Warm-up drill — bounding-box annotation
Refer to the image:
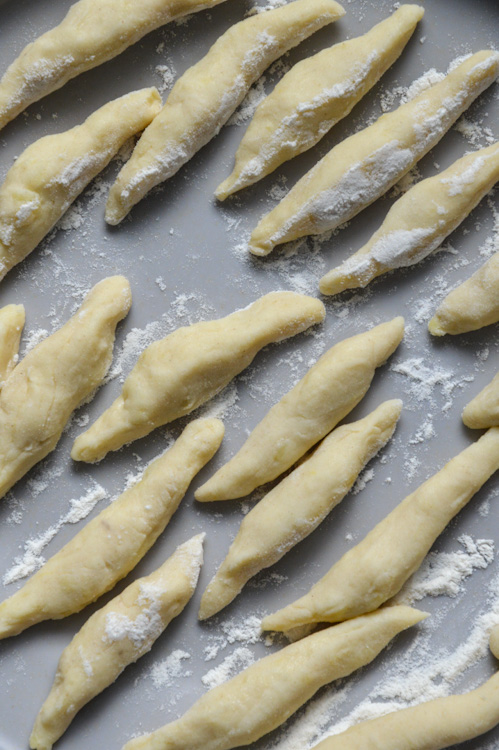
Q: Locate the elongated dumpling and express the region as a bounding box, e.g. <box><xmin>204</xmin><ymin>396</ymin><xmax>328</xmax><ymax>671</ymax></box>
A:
<box><xmin>262</xmin><ymin>427</ymin><xmax>499</xmax><ymax>632</ymax></box>
<box><xmin>0</xmin><ymin>419</ymin><xmax>223</xmax><ymax>640</ymax></box>
<box><xmin>72</xmin><ymin>292</ymin><xmax>324</xmax><ymax>463</ymax></box>
<box><xmin>462</xmin><ymin>372</ymin><xmax>499</xmax><ymax>429</ymax></box>
<box><xmin>0</xmin><ymin>304</ymin><xmax>24</xmax><ymax>385</ymax></box>
<box><xmin>105</xmin><ymin>0</ymin><xmax>345</xmax><ymax>224</ymax></box>
<box><xmin>30</xmin><ymin>534</ymin><xmax>205</xmax><ymax>750</ymax></box>
<box><xmin>320</xmin><ymin>141</ymin><xmax>499</xmax><ymax>295</ymax></box>
<box><xmin>0</xmin><ymin>276</ymin><xmax>131</xmax><ymax>501</ymax></box>
<box><xmin>199</xmin><ymin>399</ymin><xmax>401</xmax><ymax>620</ymax></box>
<box><xmin>429</xmin><ymin>251</ymin><xmax>499</xmax><ymax>336</ymax></box>
<box><xmin>122</xmin><ymin>606</ymin><xmax>426</xmax><ymax>750</ymax></box>
<box><xmin>0</xmin><ymin>0</ymin><xmax>230</xmax><ymax>132</ymax></box>
<box><xmin>309</xmin><ymin>631</ymin><xmax>499</xmax><ymax>750</ymax></box>
<box><xmin>248</xmin><ymin>50</ymin><xmax>499</xmax><ymax>256</ymax></box>
<box><xmin>0</xmin><ymin>89</ymin><xmax>161</xmax><ymax>280</ymax></box>
<box><xmin>216</xmin><ymin>4</ymin><xmax>424</xmax><ymax>200</ymax></box>
<box><xmin>196</xmin><ymin>317</ymin><xmax>404</xmax><ymax>502</ymax></box>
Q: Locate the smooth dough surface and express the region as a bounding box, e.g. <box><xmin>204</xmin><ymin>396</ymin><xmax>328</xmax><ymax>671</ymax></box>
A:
<box><xmin>216</xmin><ymin>4</ymin><xmax>424</xmax><ymax>199</ymax></box>
<box><xmin>462</xmin><ymin>370</ymin><xmax>499</xmax><ymax>429</ymax></box>
<box><xmin>30</xmin><ymin>534</ymin><xmax>205</xmax><ymax>750</ymax></box>
<box><xmin>195</xmin><ymin>316</ymin><xmax>404</xmax><ymax>502</ymax></box>
<box><xmin>311</xmin><ymin>668</ymin><xmax>499</xmax><ymax>749</ymax></box>
<box><xmin>105</xmin><ymin>0</ymin><xmax>345</xmax><ymax>224</ymax></box>
<box><xmin>0</xmin><ymin>303</ymin><xmax>25</xmax><ymax>385</ymax></box>
<box><xmin>261</xmin><ymin>427</ymin><xmax>499</xmax><ymax>632</ymax></box>
<box><xmin>199</xmin><ymin>399</ymin><xmax>402</xmax><ymax>620</ymax></box>
<box><xmin>429</xmin><ymin>250</ymin><xmax>499</xmax><ymax>336</ymax></box>
<box><xmin>248</xmin><ymin>50</ymin><xmax>499</xmax><ymax>256</ymax></box>
<box><xmin>72</xmin><ymin>291</ymin><xmax>324</xmax><ymax>463</ymax></box>
<box><xmin>122</xmin><ymin>606</ymin><xmax>426</xmax><ymax>750</ymax></box>
<box><xmin>0</xmin><ymin>88</ymin><xmax>161</xmax><ymax>281</ymax></box>
<box><xmin>320</xmin><ymin>140</ymin><xmax>499</xmax><ymax>295</ymax></box>
<box><xmin>0</xmin><ymin>276</ymin><xmax>131</xmax><ymax>501</ymax></box>
<box><xmin>0</xmin><ymin>0</ymin><xmax>229</xmax><ymax>132</ymax></box>
<box><xmin>0</xmin><ymin>418</ymin><xmax>223</xmax><ymax>640</ymax></box>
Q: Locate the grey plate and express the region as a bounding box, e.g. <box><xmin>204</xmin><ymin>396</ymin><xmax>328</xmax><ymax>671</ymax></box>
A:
<box><xmin>0</xmin><ymin>0</ymin><xmax>499</xmax><ymax>748</ymax></box>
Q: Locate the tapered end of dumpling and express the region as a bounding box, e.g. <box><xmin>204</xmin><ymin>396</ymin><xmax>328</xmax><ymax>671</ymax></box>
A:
<box><xmin>198</xmin><ymin>569</ymin><xmax>243</xmax><ymax>620</ymax></box>
<box><xmin>427</xmin><ymin>314</ymin><xmax>447</xmax><ymax>336</ymax></box>
<box><xmin>319</xmin><ymin>266</ymin><xmax>359</xmax><ymax>296</ymax></box>
<box><xmin>71</xmin><ymin>395</ymin><xmax>135</xmax><ymax>463</ymax></box>
<box><xmin>215</xmin><ymin>175</ymin><xmax>237</xmax><ymax>202</ymax></box>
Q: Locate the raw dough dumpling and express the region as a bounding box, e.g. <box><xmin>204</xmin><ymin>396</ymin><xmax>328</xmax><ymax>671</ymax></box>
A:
<box><xmin>30</xmin><ymin>534</ymin><xmax>205</xmax><ymax>750</ymax></box>
<box><xmin>0</xmin><ymin>276</ymin><xmax>131</xmax><ymax>501</ymax></box>
<box><xmin>261</xmin><ymin>426</ymin><xmax>499</xmax><ymax>632</ymax></box>
<box><xmin>105</xmin><ymin>0</ymin><xmax>345</xmax><ymax>224</ymax></box>
<box><xmin>196</xmin><ymin>316</ymin><xmax>404</xmax><ymax>502</ymax></box>
<box><xmin>122</xmin><ymin>606</ymin><xmax>427</xmax><ymax>750</ymax></box>
<box><xmin>248</xmin><ymin>50</ymin><xmax>499</xmax><ymax>256</ymax></box>
<box><xmin>0</xmin><ymin>419</ymin><xmax>223</xmax><ymax>639</ymax></box>
<box><xmin>320</xmin><ymin>141</ymin><xmax>499</xmax><ymax>295</ymax></box>
<box><xmin>0</xmin><ymin>88</ymin><xmax>161</xmax><ymax>280</ymax></box>
<box><xmin>429</xmin><ymin>250</ymin><xmax>499</xmax><ymax>336</ymax></box>
<box><xmin>0</xmin><ymin>303</ymin><xmax>24</xmax><ymax>384</ymax></box>
<box><xmin>0</xmin><ymin>0</ymin><xmax>230</xmax><ymax>132</ymax></box>
<box><xmin>199</xmin><ymin>399</ymin><xmax>401</xmax><ymax>620</ymax></box>
<box><xmin>309</xmin><ymin>634</ymin><xmax>499</xmax><ymax>750</ymax></box>
<box><xmin>72</xmin><ymin>292</ymin><xmax>325</xmax><ymax>463</ymax></box>
<box><xmin>462</xmin><ymin>372</ymin><xmax>499</xmax><ymax>429</ymax></box>
<box><xmin>216</xmin><ymin>4</ymin><xmax>424</xmax><ymax>200</ymax></box>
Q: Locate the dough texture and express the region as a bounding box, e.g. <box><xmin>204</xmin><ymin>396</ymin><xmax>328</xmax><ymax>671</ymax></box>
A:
<box><xmin>72</xmin><ymin>291</ymin><xmax>324</xmax><ymax>463</ymax></box>
<box><xmin>429</xmin><ymin>250</ymin><xmax>499</xmax><ymax>336</ymax></box>
<box><xmin>0</xmin><ymin>303</ymin><xmax>24</xmax><ymax>385</ymax></box>
<box><xmin>0</xmin><ymin>276</ymin><xmax>131</xmax><ymax>501</ymax></box>
<box><xmin>248</xmin><ymin>50</ymin><xmax>499</xmax><ymax>256</ymax></box>
<box><xmin>105</xmin><ymin>0</ymin><xmax>345</xmax><ymax>224</ymax></box>
<box><xmin>261</xmin><ymin>427</ymin><xmax>499</xmax><ymax>632</ymax></box>
<box><xmin>320</xmin><ymin>140</ymin><xmax>499</xmax><ymax>295</ymax></box>
<box><xmin>195</xmin><ymin>316</ymin><xmax>404</xmax><ymax>502</ymax></box>
<box><xmin>462</xmin><ymin>371</ymin><xmax>499</xmax><ymax>429</ymax></box>
<box><xmin>0</xmin><ymin>88</ymin><xmax>161</xmax><ymax>281</ymax></box>
<box><xmin>0</xmin><ymin>0</ymin><xmax>229</xmax><ymax>132</ymax></box>
<box><xmin>310</xmin><ymin>660</ymin><xmax>499</xmax><ymax>749</ymax></box>
<box><xmin>199</xmin><ymin>399</ymin><xmax>402</xmax><ymax>620</ymax></box>
<box><xmin>122</xmin><ymin>606</ymin><xmax>426</xmax><ymax>750</ymax></box>
<box><xmin>30</xmin><ymin>534</ymin><xmax>205</xmax><ymax>750</ymax></box>
<box><xmin>216</xmin><ymin>4</ymin><xmax>424</xmax><ymax>199</ymax></box>
<box><xmin>0</xmin><ymin>418</ymin><xmax>223</xmax><ymax>639</ymax></box>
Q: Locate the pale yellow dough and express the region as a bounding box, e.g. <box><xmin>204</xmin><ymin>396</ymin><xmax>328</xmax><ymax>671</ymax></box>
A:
<box><xmin>0</xmin><ymin>89</ymin><xmax>161</xmax><ymax>281</ymax></box>
<box><xmin>0</xmin><ymin>303</ymin><xmax>25</xmax><ymax>384</ymax></box>
<box><xmin>72</xmin><ymin>291</ymin><xmax>324</xmax><ymax>463</ymax></box>
<box><xmin>310</xmin><ymin>634</ymin><xmax>499</xmax><ymax>750</ymax></box>
<box><xmin>0</xmin><ymin>418</ymin><xmax>223</xmax><ymax>639</ymax></box>
<box><xmin>429</xmin><ymin>250</ymin><xmax>499</xmax><ymax>335</ymax></box>
<box><xmin>216</xmin><ymin>4</ymin><xmax>424</xmax><ymax>200</ymax></box>
<box><xmin>105</xmin><ymin>0</ymin><xmax>345</xmax><ymax>224</ymax></box>
<box><xmin>462</xmin><ymin>371</ymin><xmax>499</xmax><ymax>429</ymax></box>
<box><xmin>30</xmin><ymin>534</ymin><xmax>205</xmax><ymax>750</ymax></box>
<box><xmin>199</xmin><ymin>399</ymin><xmax>402</xmax><ymax>620</ymax></box>
<box><xmin>0</xmin><ymin>276</ymin><xmax>131</xmax><ymax>501</ymax></box>
<box><xmin>0</xmin><ymin>0</ymin><xmax>229</xmax><ymax>132</ymax></box>
<box><xmin>195</xmin><ymin>316</ymin><xmax>404</xmax><ymax>502</ymax></box>
<box><xmin>248</xmin><ymin>50</ymin><xmax>499</xmax><ymax>256</ymax></box>
<box><xmin>320</xmin><ymin>141</ymin><xmax>499</xmax><ymax>295</ymax></box>
<box><xmin>122</xmin><ymin>606</ymin><xmax>426</xmax><ymax>750</ymax></box>
<box><xmin>262</xmin><ymin>427</ymin><xmax>499</xmax><ymax>632</ymax></box>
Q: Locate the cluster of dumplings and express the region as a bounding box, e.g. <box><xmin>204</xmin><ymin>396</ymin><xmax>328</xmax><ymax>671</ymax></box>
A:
<box><xmin>0</xmin><ymin>0</ymin><xmax>499</xmax><ymax>749</ymax></box>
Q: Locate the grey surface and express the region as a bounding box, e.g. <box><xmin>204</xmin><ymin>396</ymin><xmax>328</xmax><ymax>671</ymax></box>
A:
<box><xmin>0</xmin><ymin>0</ymin><xmax>498</xmax><ymax>748</ymax></box>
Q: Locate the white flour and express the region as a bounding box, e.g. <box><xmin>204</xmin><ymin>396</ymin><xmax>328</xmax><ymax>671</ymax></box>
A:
<box><xmin>3</xmin><ymin>483</ymin><xmax>108</xmax><ymax>585</ymax></box>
